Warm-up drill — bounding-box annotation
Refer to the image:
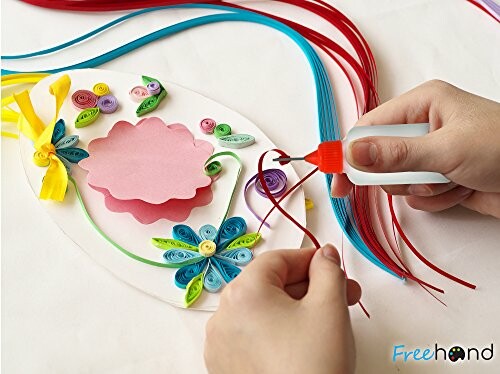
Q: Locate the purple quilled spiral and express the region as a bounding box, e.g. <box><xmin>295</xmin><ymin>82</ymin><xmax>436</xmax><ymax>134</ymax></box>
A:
<box><xmin>146</xmin><ymin>81</ymin><xmax>161</xmax><ymax>95</ymax></box>
<box><xmin>97</xmin><ymin>94</ymin><xmax>119</xmax><ymax>114</ymax></box>
<box><xmin>254</xmin><ymin>169</ymin><xmax>287</xmax><ymax>198</ymax></box>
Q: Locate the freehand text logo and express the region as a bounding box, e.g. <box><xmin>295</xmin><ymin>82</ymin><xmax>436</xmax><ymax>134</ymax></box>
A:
<box><xmin>392</xmin><ymin>343</ymin><xmax>494</xmax><ymax>363</ymax></box>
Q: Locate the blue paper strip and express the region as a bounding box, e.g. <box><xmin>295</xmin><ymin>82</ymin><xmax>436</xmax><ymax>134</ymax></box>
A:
<box><xmin>1</xmin><ymin>4</ymin><xmax>397</xmax><ymax>277</ymax></box>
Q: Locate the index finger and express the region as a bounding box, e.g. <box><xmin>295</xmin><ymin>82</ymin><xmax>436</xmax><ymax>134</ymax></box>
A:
<box><xmin>356</xmin><ymin>80</ymin><xmax>452</xmax><ymax>129</ymax></box>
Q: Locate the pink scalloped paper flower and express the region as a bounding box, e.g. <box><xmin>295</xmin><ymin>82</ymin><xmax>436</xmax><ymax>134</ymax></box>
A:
<box><xmin>79</xmin><ymin>117</ymin><xmax>214</xmax><ymax>204</ymax></box>
<box><xmin>90</xmin><ymin>185</ymin><xmax>213</xmax><ymax>224</ymax></box>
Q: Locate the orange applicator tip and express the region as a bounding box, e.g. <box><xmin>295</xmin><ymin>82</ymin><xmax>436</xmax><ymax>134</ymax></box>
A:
<box><xmin>274</xmin><ymin>141</ymin><xmax>343</xmax><ymax>174</ymax></box>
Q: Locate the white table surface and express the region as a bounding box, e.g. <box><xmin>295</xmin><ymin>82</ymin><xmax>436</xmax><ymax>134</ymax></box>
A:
<box><xmin>2</xmin><ymin>1</ymin><xmax>500</xmax><ymax>373</ymax></box>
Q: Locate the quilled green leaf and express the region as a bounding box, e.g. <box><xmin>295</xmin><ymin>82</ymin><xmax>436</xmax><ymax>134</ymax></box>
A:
<box><xmin>226</xmin><ymin>233</ymin><xmax>261</xmax><ymax>250</ymax></box>
<box><xmin>142</xmin><ymin>75</ymin><xmax>155</xmax><ymax>84</ymax></box>
<box><xmin>217</xmin><ymin>134</ymin><xmax>255</xmax><ymax>149</ymax></box>
<box><xmin>185</xmin><ymin>273</ymin><xmax>203</xmax><ymax>307</ymax></box>
<box><xmin>56</xmin><ymin>147</ymin><xmax>89</xmax><ymax>163</ymax></box>
<box><xmin>136</xmin><ymin>89</ymin><xmax>167</xmax><ymax>117</ymax></box>
<box><xmin>136</xmin><ymin>95</ymin><xmax>159</xmax><ymax>116</ymax></box>
<box><xmin>75</xmin><ymin>107</ymin><xmax>100</xmax><ymax>128</ymax></box>
<box><xmin>151</xmin><ymin>238</ymin><xmax>198</xmax><ymax>251</ymax></box>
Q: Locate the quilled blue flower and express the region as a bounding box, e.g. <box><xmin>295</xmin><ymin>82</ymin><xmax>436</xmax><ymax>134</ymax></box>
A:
<box><xmin>51</xmin><ymin>118</ymin><xmax>89</xmax><ymax>172</ymax></box>
<box><xmin>151</xmin><ymin>217</ymin><xmax>261</xmax><ymax>307</ymax></box>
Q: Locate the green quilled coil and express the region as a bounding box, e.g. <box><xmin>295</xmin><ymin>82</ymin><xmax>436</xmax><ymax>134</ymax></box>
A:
<box><xmin>75</xmin><ymin>107</ymin><xmax>100</xmax><ymax>128</ymax></box>
<box><xmin>214</xmin><ymin>124</ymin><xmax>231</xmax><ymax>138</ymax></box>
<box><xmin>204</xmin><ymin>160</ymin><xmax>222</xmax><ymax>176</ymax></box>
<box><xmin>217</xmin><ymin>134</ymin><xmax>255</xmax><ymax>149</ymax></box>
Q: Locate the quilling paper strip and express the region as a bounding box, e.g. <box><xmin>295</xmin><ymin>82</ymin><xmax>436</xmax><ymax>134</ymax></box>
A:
<box><xmin>1</xmin><ymin>4</ymin><xmax>394</xmax><ymax>277</ymax></box>
<box><xmin>3</xmin><ymin>2</ymin><xmax>476</xmax><ymax>294</ymax></box>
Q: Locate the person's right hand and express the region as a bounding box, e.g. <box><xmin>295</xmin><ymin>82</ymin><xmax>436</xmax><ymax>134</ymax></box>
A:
<box><xmin>204</xmin><ymin>245</ymin><xmax>360</xmax><ymax>374</ymax></box>
<box><xmin>331</xmin><ymin>80</ymin><xmax>500</xmax><ymax>218</ymax></box>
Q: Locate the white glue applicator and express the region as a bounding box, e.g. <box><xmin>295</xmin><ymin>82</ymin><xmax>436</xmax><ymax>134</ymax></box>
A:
<box><xmin>274</xmin><ymin>123</ymin><xmax>449</xmax><ymax>185</ymax></box>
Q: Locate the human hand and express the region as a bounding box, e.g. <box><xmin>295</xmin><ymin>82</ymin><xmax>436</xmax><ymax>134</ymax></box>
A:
<box><xmin>204</xmin><ymin>245</ymin><xmax>362</xmax><ymax>374</ymax></box>
<box><xmin>331</xmin><ymin>80</ymin><xmax>500</xmax><ymax>218</ymax></box>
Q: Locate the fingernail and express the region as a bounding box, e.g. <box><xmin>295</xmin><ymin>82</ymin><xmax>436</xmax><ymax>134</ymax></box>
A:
<box><xmin>321</xmin><ymin>244</ymin><xmax>340</xmax><ymax>264</ymax></box>
<box><xmin>349</xmin><ymin>141</ymin><xmax>377</xmax><ymax>166</ymax></box>
<box><xmin>330</xmin><ymin>174</ymin><xmax>345</xmax><ymax>198</ymax></box>
<box><xmin>409</xmin><ymin>185</ymin><xmax>433</xmax><ymax>196</ymax></box>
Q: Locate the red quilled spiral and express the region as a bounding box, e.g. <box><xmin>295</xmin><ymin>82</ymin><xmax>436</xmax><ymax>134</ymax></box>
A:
<box><xmin>71</xmin><ymin>89</ymin><xmax>98</xmax><ymax>109</ymax></box>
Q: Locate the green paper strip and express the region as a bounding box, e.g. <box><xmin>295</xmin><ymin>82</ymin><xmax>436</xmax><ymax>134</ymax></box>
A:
<box><xmin>204</xmin><ymin>151</ymin><xmax>242</xmax><ymax>225</ymax></box>
<box><xmin>68</xmin><ymin>150</ymin><xmax>242</xmax><ymax>268</ymax></box>
<box><xmin>69</xmin><ymin>176</ymin><xmax>179</xmax><ymax>268</ymax></box>
<box><xmin>185</xmin><ymin>273</ymin><xmax>204</xmax><ymax>307</ymax></box>
<box><xmin>75</xmin><ymin>107</ymin><xmax>100</xmax><ymax>128</ymax></box>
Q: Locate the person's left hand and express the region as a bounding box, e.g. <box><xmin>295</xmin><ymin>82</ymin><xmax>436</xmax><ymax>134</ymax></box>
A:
<box><xmin>204</xmin><ymin>245</ymin><xmax>362</xmax><ymax>374</ymax></box>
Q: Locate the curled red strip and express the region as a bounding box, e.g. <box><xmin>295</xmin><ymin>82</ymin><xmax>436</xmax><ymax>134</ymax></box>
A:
<box><xmin>257</xmin><ymin>149</ymin><xmax>321</xmax><ymax>249</ymax></box>
<box><xmin>257</xmin><ymin>167</ymin><xmax>319</xmax><ymax>233</ymax></box>
<box><xmin>71</xmin><ymin>89</ymin><xmax>98</xmax><ymax>109</ymax></box>
<box><xmin>257</xmin><ymin>153</ymin><xmax>371</xmax><ymax>317</ymax></box>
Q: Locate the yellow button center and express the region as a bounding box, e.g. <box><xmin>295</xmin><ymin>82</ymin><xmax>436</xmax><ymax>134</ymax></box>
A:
<box><xmin>199</xmin><ymin>240</ymin><xmax>216</xmax><ymax>257</ymax></box>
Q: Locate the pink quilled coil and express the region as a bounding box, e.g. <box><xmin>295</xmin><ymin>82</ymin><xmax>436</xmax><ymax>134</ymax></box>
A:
<box><xmin>200</xmin><ymin>118</ymin><xmax>217</xmax><ymax>134</ymax></box>
<box><xmin>129</xmin><ymin>86</ymin><xmax>150</xmax><ymax>102</ymax></box>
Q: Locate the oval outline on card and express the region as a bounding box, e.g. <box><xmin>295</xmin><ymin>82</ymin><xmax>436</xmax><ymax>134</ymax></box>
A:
<box><xmin>19</xmin><ymin>69</ymin><xmax>306</xmax><ymax>311</ymax></box>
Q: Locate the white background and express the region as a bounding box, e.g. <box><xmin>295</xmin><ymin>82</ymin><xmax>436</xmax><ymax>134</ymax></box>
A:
<box><xmin>2</xmin><ymin>0</ymin><xmax>500</xmax><ymax>373</ymax></box>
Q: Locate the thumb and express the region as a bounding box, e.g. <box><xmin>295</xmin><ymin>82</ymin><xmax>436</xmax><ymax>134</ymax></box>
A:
<box><xmin>306</xmin><ymin>244</ymin><xmax>347</xmax><ymax>306</ymax></box>
<box><xmin>347</xmin><ymin>133</ymin><xmax>447</xmax><ymax>173</ymax></box>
